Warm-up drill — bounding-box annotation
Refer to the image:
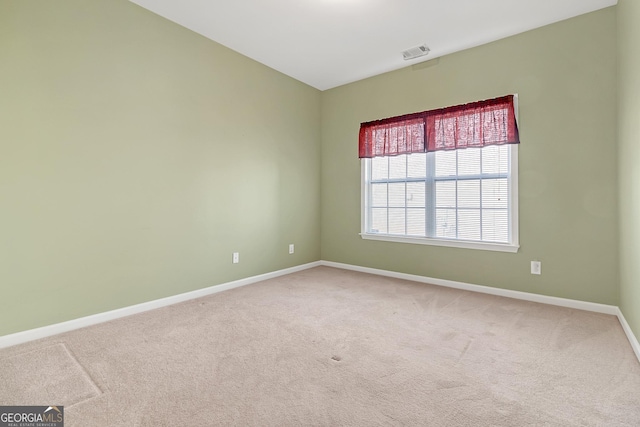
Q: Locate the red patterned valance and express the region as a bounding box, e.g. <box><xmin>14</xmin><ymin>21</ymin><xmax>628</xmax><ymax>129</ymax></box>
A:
<box><xmin>358</xmin><ymin>112</ymin><xmax>425</xmax><ymax>159</ymax></box>
<box><xmin>358</xmin><ymin>95</ymin><xmax>519</xmax><ymax>158</ymax></box>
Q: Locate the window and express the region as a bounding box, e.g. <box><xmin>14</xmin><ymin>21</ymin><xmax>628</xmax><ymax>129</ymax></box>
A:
<box><xmin>362</xmin><ymin>145</ymin><xmax>518</xmax><ymax>252</ymax></box>
<box><xmin>359</xmin><ymin>95</ymin><xmax>519</xmax><ymax>252</ymax></box>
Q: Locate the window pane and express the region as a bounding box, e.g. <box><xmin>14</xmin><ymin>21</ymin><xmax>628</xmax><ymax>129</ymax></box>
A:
<box><xmin>482</xmin><ymin>145</ymin><xmax>509</xmax><ymax>175</ymax></box>
<box><xmin>435</xmin><ymin>181</ymin><xmax>456</xmax><ymax>208</ymax></box>
<box><xmin>435</xmin><ymin>150</ymin><xmax>456</xmax><ymax>177</ymax></box>
<box><xmin>407</xmin><ymin>209</ymin><xmax>425</xmax><ymax>236</ymax></box>
<box><xmin>482</xmin><ymin>179</ymin><xmax>508</xmax><ymax>209</ymax></box>
<box><xmin>388</xmin><ymin>208</ymin><xmax>406</xmax><ymax>234</ymax></box>
<box><xmin>482</xmin><ymin>210</ymin><xmax>509</xmax><ymax>243</ymax></box>
<box><xmin>371</xmin><ymin>157</ymin><xmax>388</xmax><ymax>180</ymax></box>
<box><xmin>389</xmin><ymin>155</ymin><xmax>407</xmax><ymax>179</ymax></box>
<box><xmin>407</xmin><ymin>182</ymin><xmax>425</xmax><ymax>207</ymax></box>
<box><xmin>458</xmin><ymin>210</ymin><xmax>481</xmax><ymax>241</ymax></box>
<box><xmin>388</xmin><ymin>183</ymin><xmax>406</xmax><ymax>207</ymax></box>
<box><xmin>457</xmin><ymin>148</ymin><xmax>481</xmax><ymax>176</ymax></box>
<box><xmin>435</xmin><ymin>208</ymin><xmax>457</xmax><ymax>239</ymax></box>
<box><xmin>407</xmin><ymin>153</ymin><xmax>427</xmax><ymax>178</ymax></box>
<box><xmin>499</xmin><ymin>145</ymin><xmax>509</xmax><ymax>174</ymax></box>
<box><xmin>370</xmin><ymin>208</ymin><xmax>387</xmax><ymax>234</ymax></box>
<box><xmin>457</xmin><ymin>180</ymin><xmax>480</xmax><ymax>208</ymax></box>
<box><xmin>371</xmin><ymin>183</ymin><xmax>388</xmax><ymax>207</ymax></box>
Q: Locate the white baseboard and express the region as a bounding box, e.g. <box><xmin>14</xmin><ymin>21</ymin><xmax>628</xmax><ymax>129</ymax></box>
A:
<box><xmin>0</xmin><ymin>261</ymin><xmax>321</xmax><ymax>350</ymax></box>
<box><xmin>616</xmin><ymin>308</ymin><xmax>640</xmax><ymax>362</ymax></box>
<box><xmin>320</xmin><ymin>261</ymin><xmax>618</xmax><ymax>315</ymax></box>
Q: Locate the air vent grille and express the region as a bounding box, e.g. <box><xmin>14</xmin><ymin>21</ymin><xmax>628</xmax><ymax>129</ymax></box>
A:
<box><xmin>402</xmin><ymin>44</ymin><xmax>430</xmax><ymax>60</ymax></box>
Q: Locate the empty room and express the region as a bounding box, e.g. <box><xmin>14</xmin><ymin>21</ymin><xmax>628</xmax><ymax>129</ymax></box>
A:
<box><xmin>1</xmin><ymin>0</ymin><xmax>639</xmax><ymax>425</ymax></box>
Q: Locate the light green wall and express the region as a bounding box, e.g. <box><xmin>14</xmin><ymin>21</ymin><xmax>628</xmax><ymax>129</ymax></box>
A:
<box><xmin>0</xmin><ymin>0</ymin><xmax>321</xmax><ymax>336</ymax></box>
<box><xmin>0</xmin><ymin>2</ymin><xmax>627</xmax><ymax>338</ymax></box>
<box><xmin>321</xmin><ymin>8</ymin><xmax>619</xmax><ymax>305</ymax></box>
<box><xmin>618</xmin><ymin>0</ymin><xmax>640</xmax><ymax>338</ymax></box>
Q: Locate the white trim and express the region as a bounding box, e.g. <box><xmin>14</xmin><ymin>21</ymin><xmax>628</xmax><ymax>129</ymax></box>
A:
<box><xmin>320</xmin><ymin>261</ymin><xmax>618</xmax><ymax>315</ymax></box>
<box><xmin>360</xmin><ymin>233</ymin><xmax>519</xmax><ymax>253</ymax></box>
<box><xmin>616</xmin><ymin>308</ymin><xmax>640</xmax><ymax>362</ymax></box>
<box><xmin>0</xmin><ymin>261</ymin><xmax>321</xmax><ymax>350</ymax></box>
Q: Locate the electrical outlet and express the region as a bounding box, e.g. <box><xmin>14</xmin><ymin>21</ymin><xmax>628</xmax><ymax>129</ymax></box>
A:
<box><xmin>232</xmin><ymin>252</ymin><xmax>239</xmax><ymax>264</ymax></box>
<box><xmin>531</xmin><ymin>261</ymin><xmax>541</xmax><ymax>275</ymax></box>
<box><xmin>289</xmin><ymin>244</ymin><xmax>294</xmax><ymax>254</ymax></box>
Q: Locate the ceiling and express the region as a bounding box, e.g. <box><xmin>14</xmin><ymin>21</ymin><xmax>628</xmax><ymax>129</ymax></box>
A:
<box><xmin>129</xmin><ymin>0</ymin><xmax>617</xmax><ymax>91</ymax></box>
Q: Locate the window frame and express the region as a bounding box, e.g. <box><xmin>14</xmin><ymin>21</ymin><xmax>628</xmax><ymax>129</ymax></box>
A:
<box><xmin>360</xmin><ymin>145</ymin><xmax>519</xmax><ymax>253</ymax></box>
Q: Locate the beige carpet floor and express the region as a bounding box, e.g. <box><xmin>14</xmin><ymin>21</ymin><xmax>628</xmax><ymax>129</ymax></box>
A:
<box><xmin>1</xmin><ymin>266</ymin><xmax>639</xmax><ymax>426</ymax></box>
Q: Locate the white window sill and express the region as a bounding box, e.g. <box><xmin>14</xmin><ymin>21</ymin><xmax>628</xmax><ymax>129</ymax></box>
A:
<box><xmin>360</xmin><ymin>233</ymin><xmax>519</xmax><ymax>253</ymax></box>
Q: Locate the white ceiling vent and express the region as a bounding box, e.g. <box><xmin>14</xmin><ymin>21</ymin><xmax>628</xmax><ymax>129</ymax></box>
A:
<box><xmin>402</xmin><ymin>44</ymin><xmax>430</xmax><ymax>61</ymax></box>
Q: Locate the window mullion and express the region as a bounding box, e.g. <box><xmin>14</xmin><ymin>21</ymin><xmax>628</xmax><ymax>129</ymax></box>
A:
<box><xmin>386</xmin><ymin>157</ymin><xmax>390</xmax><ymax>234</ymax></box>
<box><xmin>426</xmin><ymin>153</ymin><xmax>435</xmax><ymax>238</ymax></box>
<box><xmin>366</xmin><ymin>159</ymin><xmax>371</xmax><ymax>232</ymax></box>
<box><xmin>405</xmin><ymin>155</ymin><xmax>408</xmax><ymax>235</ymax></box>
<box><xmin>479</xmin><ymin>149</ymin><xmax>483</xmax><ymax>241</ymax></box>
<box><xmin>455</xmin><ymin>151</ymin><xmax>459</xmax><ymax>240</ymax></box>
